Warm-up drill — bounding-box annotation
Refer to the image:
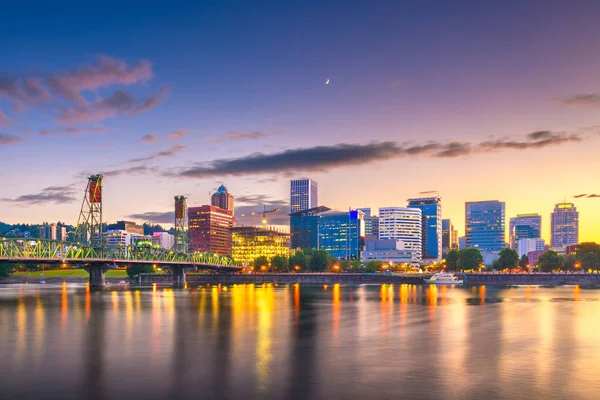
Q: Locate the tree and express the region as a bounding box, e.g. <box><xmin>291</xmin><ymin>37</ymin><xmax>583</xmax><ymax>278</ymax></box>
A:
<box><xmin>575</xmin><ymin>242</ymin><xmax>600</xmax><ymax>270</ymax></box>
<box><xmin>563</xmin><ymin>254</ymin><xmax>577</xmax><ymax>271</ymax></box>
<box><xmin>289</xmin><ymin>250</ymin><xmax>308</xmax><ymax>271</ymax></box>
<box><xmin>365</xmin><ymin>260</ymin><xmax>381</xmax><ymax>273</ymax></box>
<box><xmin>339</xmin><ymin>259</ymin><xmax>352</xmax><ymax>271</ymax></box>
<box><xmin>253</xmin><ymin>256</ymin><xmax>269</xmax><ymax>271</ymax></box>
<box><xmin>126</xmin><ymin>264</ymin><xmax>156</xmax><ymax>279</ymax></box>
<box><xmin>496</xmin><ymin>248</ymin><xmax>519</xmax><ymax>270</ymax></box>
<box><xmin>519</xmin><ymin>254</ymin><xmax>529</xmax><ymax>269</ymax></box>
<box><xmin>0</xmin><ymin>263</ymin><xmax>15</xmax><ymax>278</ymax></box>
<box><xmin>446</xmin><ymin>249</ymin><xmax>459</xmax><ymax>271</ymax></box>
<box><xmin>458</xmin><ymin>248</ymin><xmax>484</xmax><ymax>270</ymax></box>
<box><xmin>537</xmin><ymin>250</ymin><xmax>564</xmax><ymax>272</ymax></box>
<box><xmin>308</xmin><ymin>250</ymin><xmax>331</xmax><ymax>272</ymax></box>
<box><xmin>271</xmin><ymin>255</ymin><xmax>288</xmax><ymax>272</ymax></box>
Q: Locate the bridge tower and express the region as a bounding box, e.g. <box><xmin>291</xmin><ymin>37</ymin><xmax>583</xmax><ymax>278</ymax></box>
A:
<box><xmin>74</xmin><ymin>174</ymin><xmax>104</xmax><ymax>248</ymax></box>
<box><xmin>173</xmin><ymin>195</ymin><xmax>188</xmax><ymax>253</ymax></box>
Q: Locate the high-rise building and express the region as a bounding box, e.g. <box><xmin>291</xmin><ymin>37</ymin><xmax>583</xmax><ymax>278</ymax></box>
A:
<box><xmin>290</xmin><ymin>206</ymin><xmax>331</xmax><ymax>250</ymax></box>
<box><xmin>188</xmin><ymin>205</ymin><xmax>234</xmax><ymax>256</ymax></box>
<box><xmin>407</xmin><ymin>196</ymin><xmax>442</xmax><ymax>261</ymax></box>
<box><xmin>290</xmin><ymin>178</ymin><xmax>318</xmax><ymax>213</ymax></box>
<box><xmin>211</xmin><ymin>184</ymin><xmax>234</xmax><ymax>215</ymax></box>
<box><xmin>39</xmin><ymin>223</ymin><xmax>67</xmax><ymax>241</ymax></box>
<box><xmin>231</xmin><ymin>226</ymin><xmax>290</xmax><ymax>266</ymax></box>
<box><xmin>551</xmin><ymin>203</ymin><xmax>579</xmax><ymax>247</ymax></box>
<box><xmin>114</xmin><ymin>220</ymin><xmax>144</xmax><ymax>235</ymax></box>
<box><xmin>465</xmin><ymin>201</ymin><xmax>506</xmax><ymax>252</ymax></box>
<box><xmin>442</xmin><ymin>219</ymin><xmax>459</xmax><ymax>253</ymax></box>
<box><xmin>318</xmin><ymin>210</ymin><xmax>365</xmax><ymax>260</ymax></box>
<box><xmin>509</xmin><ymin>214</ymin><xmax>541</xmax><ymax>249</ymax></box>
<box><xmin>379</xmin><ymin>207</ymin><xmax>422</xmax><ymax>261</ymax></box>
<box><xmin>358</xmin><ymin>208</ymin><xmax>380</xmax><ymax>239</ymax></box>
<box><xmin>517</xmin><ymin>238</ymin><xmax>545</xmax><ymax>257</ymax></box>
<box><xmin>152</xmin><ymin>232</ymin><xmax>175</xmax><ymax>250</ymax></box>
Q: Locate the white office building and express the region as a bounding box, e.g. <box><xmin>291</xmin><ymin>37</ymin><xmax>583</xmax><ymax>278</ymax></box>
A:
<box><xmin>518</xmin><ymin>238</ymin><xmax>545</xmax><ymax>257</ymax></box>
<box><xmin>152</xmin><ymin>232</ymin><xmax>175</xmax><ymax>250</ymax></box>
<box><xmin>290</xmin><ymin>178</ymin><xmax>318</xmax><ymax>213</ymax></box>
<box><xmin>378</xmin><ymin>207</ymin><xmax>422</xmax><ymax>261</ymax></box>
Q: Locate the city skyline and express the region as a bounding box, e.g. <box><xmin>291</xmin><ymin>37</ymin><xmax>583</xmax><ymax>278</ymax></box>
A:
<box><xmin>2</xmin><ymin>2</ymin><xmax>600</xmax><ymax>244</ymax></box>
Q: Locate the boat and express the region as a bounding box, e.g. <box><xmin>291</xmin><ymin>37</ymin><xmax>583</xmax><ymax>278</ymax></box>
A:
<box><xmin>424</xmin><ymin>272</ymin><xmax>463</xmax><ymax>285</ymax></box>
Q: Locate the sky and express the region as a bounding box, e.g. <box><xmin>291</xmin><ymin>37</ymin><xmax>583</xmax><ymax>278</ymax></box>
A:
<box><xmin>1</xmin><ymin>0</ymin><xmax>600</xmax><ymax>243</ymax></box>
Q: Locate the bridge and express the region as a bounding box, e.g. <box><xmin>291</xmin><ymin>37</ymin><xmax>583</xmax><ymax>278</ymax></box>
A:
<box><xmin>0</xmin><ymin>174</ymin><xmax>242</xmax><ymax>287</ymax></box>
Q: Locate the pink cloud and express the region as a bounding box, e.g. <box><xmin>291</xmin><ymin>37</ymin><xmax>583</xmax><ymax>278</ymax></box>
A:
<box><xmin>46</xmin><ymin>56</ymin><xmax>153</xmax><ymax>105</ymax></box>
<box><xmin>142</xmin><ymin>133</ymin><xmax>158</xmax><ymax>143</ymax></box>
<box><xmin>0</xmin><ymin>109</ymin><xmax>8</xmax><ymax>126</ymax></box>
<box><xmin>166</xmin><ymin>129</ymin><xmax>187</xmax><ymax>140</ymax></box>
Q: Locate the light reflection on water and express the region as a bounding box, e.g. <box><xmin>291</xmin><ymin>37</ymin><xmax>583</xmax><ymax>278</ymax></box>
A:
<box><xmin>1</xmin><ymin>283</ymin><xmax>600</xmax><ymax>399</ymax></box>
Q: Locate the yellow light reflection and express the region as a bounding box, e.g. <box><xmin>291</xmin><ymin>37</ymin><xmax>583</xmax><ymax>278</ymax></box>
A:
<box><xmin>255</xmin><ymin>285</ymin><xmax>274</xmax><ymax>396</ymax></box>
<box><xmin>332</xmin><ymin>284</ymin><xmax>341</xmax><ymax>338</ymax></box>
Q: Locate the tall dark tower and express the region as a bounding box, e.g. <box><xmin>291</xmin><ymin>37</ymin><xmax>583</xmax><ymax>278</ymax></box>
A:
<box><xmin>174</xmin><ymin>195</ymin><xmax>188</xmax><ymax>253</ymax></box>
<box><xmin>74</xmin><ymin>174</ymin><xmax>103</xmax><ymax>247</ymax></box>
<box><xmin>211</xmin><ymin>184</ymin><xmax>234</xmax><ymax>215</ymax></box>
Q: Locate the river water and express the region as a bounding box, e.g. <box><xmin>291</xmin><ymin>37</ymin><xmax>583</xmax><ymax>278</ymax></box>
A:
<box><xmin>0</xmin><ymin>283</ymin><xmax>599</xmax><ymax>400</ymax></box>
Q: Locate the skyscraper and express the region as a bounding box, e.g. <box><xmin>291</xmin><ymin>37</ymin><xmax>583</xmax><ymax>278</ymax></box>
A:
<box><xmin>211</xmin><ymin>184</ymin><xmax>234</xmax><ymax>215</ymax></box>
<box><xmin>407</xmin><ymin>196</ymin><xmax>442</xmax><ymax>261</ymax></box>
<box><xmin>551</xmin><ymin>203</ymin><xmax>579</xmax><ymax>247</ymax></box>
<box><xmin>357</xmin><ymin>208</ymin><xmax>379</xmax><ymax>239</ymax></box>
<box><xmin>379</xmin><ymin>207</ymin><xmax>422</xmax><ymax>261</ymax></box>
<box><xmin>465</xmin><ymin>201</ymin><xmax>506</xmax><ymax>252</ymax></box>
<box><xmin>289</xmin><ymin>206</ymin><xmax>331</xmax><ymax>250</ymax></box>
<box><xmin>318</xmin><ymin>209</ymin><xmax>365</xmax><ymax>260</ymax></box>
<box><xmin>188</xmin><ymin>205</ymin><xmax>234</xmax><ymax>256</ymax></box>
<box><xmin>509</xmin><ymin>214</ymin><xmax>542</xmax><ymax>249</ymax></box>
<box><xmin>442</xmin><ymin>219</ymin><xmax>458</xmax><ymax>252</ymax></box>
<box><xmin>290</xmin><ymin>178</ymin><xmax>318</xmax><ymax>213</ymax></box>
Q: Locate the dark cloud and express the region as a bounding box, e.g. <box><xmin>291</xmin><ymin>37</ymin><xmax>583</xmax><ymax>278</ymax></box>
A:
<box><xmin>573</xmin><ymin>194</ymin><xmax>588</xmax><ymax>198</ymax></box>
<box><xmin>126</xmin><ymin>211</ymin><xmax>174</xmax><ymax>224</ymax></box>
<box><xmin>207</xmin><ymin>131</ymin><xmax>281</xmax><ymax>143</ymax></box>
<box><xmin>2</xmin><ymin>184</ymin><xmax>78</xmax><ymax>205</ymax></box>
<box><xmin>142</xmin><ymin>133</ymin><xmax>158</xmax><ymax>143</ymax></box>
<box><xmin>129</xmin><ymin>144</ymin><xmax>186</xmax><ymax>163</ymax></box>
<box><xmin>479</xmin><ymin>131</ymin><xmax>580</xmax><ymax>150</ymax></box>
<box><xmin>588</xmin><ymin>194</ymin><xmax>600</xmax><ymax>198</ymax></box>
<box><xmin>166</xmin><ymin>129</ymin><xmax>187</xmax><ymax>140</ymax></box>
<box><xmin>418</xmin><ymin>190</ymin><xmax>437</xmax><ymax>194</ymax></box>
<box><xmin>0</xmin><ymin>133</ymin><xmax>25</xmax><ymax>145</ymax></box>
<box><xmin>574</xmin><ymin>193</ymin><xmax>600</xmax><ymax>199</ymax></box>
<box><xmin>176</xmin><ymin>130</ymin><xmax>584</xmax><ymax>178</ymax></box>
<box><xmin>559</xmin><ymin>94</ymin><xmax>600</xmax><ymax>108</ymax></box>
<box><xmin>236</xmin><ymin>194</ymin><xmax>288</xmax><ymax>207</ymax></box>
<box><xmin>179</xmin><ymin>142</ymin><xmax>400</xmax><ymax>178</ymax></box>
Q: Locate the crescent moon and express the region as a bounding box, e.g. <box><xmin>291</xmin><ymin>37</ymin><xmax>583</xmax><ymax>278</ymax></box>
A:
<box><xmin>325</xmin><ymin>79</ymin><xmax>330</xmax><ymax>85</ymax></box>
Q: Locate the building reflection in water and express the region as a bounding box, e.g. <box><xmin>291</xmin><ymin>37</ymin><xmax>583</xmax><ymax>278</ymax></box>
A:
<box><xmin>2</xmin><ymin>283</ymin><xmax>600</xmax><ymax>399</ymax></box>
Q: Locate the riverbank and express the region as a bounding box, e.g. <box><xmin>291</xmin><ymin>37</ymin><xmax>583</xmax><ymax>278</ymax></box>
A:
<box><xmin>0</xmin><ymin>269</ymin><xmax>128</xmax><ymax>284</ymax></box>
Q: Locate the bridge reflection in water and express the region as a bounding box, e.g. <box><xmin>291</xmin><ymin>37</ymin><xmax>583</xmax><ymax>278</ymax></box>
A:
<box><xmin>1</xmin><ymin>284</ymin><xmax>600</xmax><ymax>399</ymax></box>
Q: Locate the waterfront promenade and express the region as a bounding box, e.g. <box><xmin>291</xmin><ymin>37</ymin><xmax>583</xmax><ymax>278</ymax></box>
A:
<box><xmin>138</xmin><ymin>272</ymin><xmax>600</xmax><ymax>286</ymax></box>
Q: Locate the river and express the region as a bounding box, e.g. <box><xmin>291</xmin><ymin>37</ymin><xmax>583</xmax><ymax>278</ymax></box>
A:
<box><xmin>0</xmin><ymin>283</ymin><xmax>599</xmax><ymax>400</ymax></box>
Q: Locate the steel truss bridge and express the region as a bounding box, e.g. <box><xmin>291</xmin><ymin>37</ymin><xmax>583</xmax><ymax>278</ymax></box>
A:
<box><xmin>0</xmin><ymin>238</ymin><xmax>241</xmax><ymax>287</ymax></box>
<box><xmin>1</xmin><ymin>174</ymin><xmax>242</xmax><ymax>287</ymax></box>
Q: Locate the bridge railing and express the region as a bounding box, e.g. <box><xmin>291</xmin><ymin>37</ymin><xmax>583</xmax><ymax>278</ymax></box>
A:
<box><xmin>0</xmin><ymin>238</ymin><xmax>239</xmax><ymax>266</ymax></box>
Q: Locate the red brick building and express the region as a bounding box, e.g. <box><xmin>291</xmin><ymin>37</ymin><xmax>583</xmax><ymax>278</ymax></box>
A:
<box><xmin>211</xmin><ymin>185</ymin><xmax>235</xmax><ymax>215</ymax></box>
<box><xmin>188</xmin><ymin>205</ymin><xmax>233</xmax><ymax>256</ymax></box>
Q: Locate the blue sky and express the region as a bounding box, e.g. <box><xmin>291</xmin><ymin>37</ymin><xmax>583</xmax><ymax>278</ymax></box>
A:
<box><xmin>1</xmin><ymin>0</ymin><xmax>600</xmax><ymax>241</ymax></box>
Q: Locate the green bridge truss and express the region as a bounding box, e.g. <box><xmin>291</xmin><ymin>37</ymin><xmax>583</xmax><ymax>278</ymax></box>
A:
<box><xmin>0</xmin><ymin>238</ymin><xmax>238</xmax><ymax>267</ymax></box>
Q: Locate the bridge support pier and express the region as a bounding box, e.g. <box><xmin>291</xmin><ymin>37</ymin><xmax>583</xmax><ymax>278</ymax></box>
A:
<box><xmin>171</xmin><ymin>265</ymin><xmax>197</xmax><ymax>288</ymax></box>
<box><xmin>83</xmin><ymin>264</ymin><xmax>110</xmax><ymax>288</ymax></box>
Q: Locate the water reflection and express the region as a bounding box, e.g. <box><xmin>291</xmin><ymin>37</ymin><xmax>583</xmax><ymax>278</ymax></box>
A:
<box><xmin>1</xmin><ymin>284</ymin><xmax>600</xmax><ymax>399</ymax></box>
